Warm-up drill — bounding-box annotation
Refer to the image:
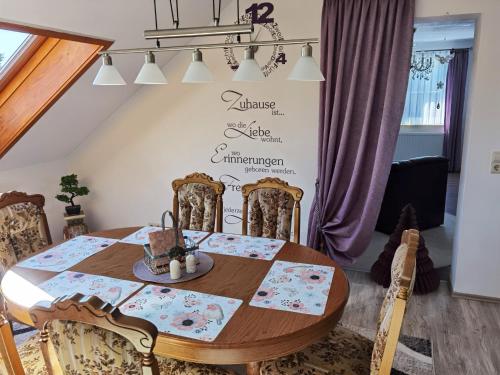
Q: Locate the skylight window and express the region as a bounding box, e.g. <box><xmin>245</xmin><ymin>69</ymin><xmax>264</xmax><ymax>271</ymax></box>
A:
<box><xmin>0</xmin><ymin>29</ymin><xmax>31</xmax><ymax>74</ymax></box>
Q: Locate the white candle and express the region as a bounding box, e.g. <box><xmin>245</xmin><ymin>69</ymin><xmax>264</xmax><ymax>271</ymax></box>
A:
<box><xmin>186</xmin><ymin>254</ymin><xmax>197</xmax><ymax>274</ymax></box>
<box><xmin>169</xmin><ymin>259</ymin><xmax>181</xmax><ymax>279</ymax></box>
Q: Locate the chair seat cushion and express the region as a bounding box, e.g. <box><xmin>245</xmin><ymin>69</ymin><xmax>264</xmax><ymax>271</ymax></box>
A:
<box><xmin>260</xmin><ymin>326</ymin><xmax>372</xmax><ymax>375</ymax></box>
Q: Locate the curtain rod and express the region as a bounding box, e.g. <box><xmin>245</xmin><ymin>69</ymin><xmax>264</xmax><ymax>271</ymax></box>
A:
<box><xmin>98</xmin><ymin>38</ymin><xmax>319</xmax><ymax>55</ymax></box>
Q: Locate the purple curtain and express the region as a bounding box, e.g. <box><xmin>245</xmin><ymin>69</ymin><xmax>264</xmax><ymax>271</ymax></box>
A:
<box><xmin>443</xmin><ymin>49</ymin><xmax>469</xmax><ymax>173</ymax></box>
<box><xmin>307</xmin><ymin>0</ymin><xmax>415</xmax><ymax>265</ymax></box>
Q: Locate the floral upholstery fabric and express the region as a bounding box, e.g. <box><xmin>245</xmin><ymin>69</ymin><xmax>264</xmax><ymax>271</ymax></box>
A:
<box><xmin>0</xmin><ymin>202</ymin><xmax>48</xmax><ymax>278</ymax></box>
<box><xmin>178</xmin><ymin>183</ymin><xmax>217</xmax><ymax>232</ymax></box>
<box><xmin>47</xmin><ymin>320</ymin><xmax>235</xmax><ymax>375</ymax></box>
<box><xmin>371</xmin><ymin>243</ymin><xmax>416</xmax><ymax>375</ymax></box>
<box><xmin>260</xmin><ymin>325</ymin><xmax>372</xmax><ymax>375</ymax></box>
<box><xmin>248</xmin><ymin>188</ymin><xmax>294</xmax><ymax>241</ymax></box>
<box><xmin>48</xmin><ymin>320</ymin><xmax>143</xmax><ymax>374</ymax></box>
<box><xmin>0</xmin><ymin>334</ymin><xmax>47</xmax><ymax>375</ymax></box>
<box><xmin>0</xmin><ymin>234</ymin><xmax>17</xmax><ymax>279</ymax></box>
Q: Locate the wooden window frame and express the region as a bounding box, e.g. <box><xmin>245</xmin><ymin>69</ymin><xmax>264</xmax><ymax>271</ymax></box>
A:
<box><xmin>0</xmin><ymin>21</ymin><xmax>112</xmax><ymax>159</ymax></box>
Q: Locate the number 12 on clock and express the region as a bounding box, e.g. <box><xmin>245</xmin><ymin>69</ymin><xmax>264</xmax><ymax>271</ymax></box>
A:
<box><xmin>246</xmin><ymin>2</ymin><xmax>275</xmax><ymax>24</ymax></box>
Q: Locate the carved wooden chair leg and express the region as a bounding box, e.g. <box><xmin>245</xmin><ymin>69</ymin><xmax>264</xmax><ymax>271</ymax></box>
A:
<box><xmin>246</xmin><ymin>361</ymin><xmax>261</xmax><ymax>375</ymax></box>
<box><xmin>39</xmin><ymin>324</ymin><xmax>55</xmax><ymax>375</ymax></box>
<box><xmin>141</xmin><ymin>353</ymin><xmax>160</xmax><ymax>375</ymax></box>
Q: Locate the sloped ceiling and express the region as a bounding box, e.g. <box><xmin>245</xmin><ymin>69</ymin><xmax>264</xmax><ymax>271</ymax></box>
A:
<box><xmin>0</xmin><ymin>0</ymin><xmax>231</xmax><ymax>170</ymax></box>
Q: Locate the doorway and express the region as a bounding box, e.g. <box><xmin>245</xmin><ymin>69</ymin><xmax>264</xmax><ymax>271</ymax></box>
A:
<box><xmin>350</xmin><ymin>17</ymin><xmax>476</xmax><ymax>280</ymax></box>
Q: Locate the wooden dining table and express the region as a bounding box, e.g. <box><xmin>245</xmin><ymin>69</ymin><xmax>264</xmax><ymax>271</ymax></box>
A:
<box><xmin>1</xmin><ymin>227</ymin><xmax>350</xmax><ymax>374</ymax></box>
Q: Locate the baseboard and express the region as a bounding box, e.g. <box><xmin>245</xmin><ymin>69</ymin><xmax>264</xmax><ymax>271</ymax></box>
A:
<box><xmin>450</xmin><ymin>287</ymin><xmax>500</xmax><ymax>303</ymax></box>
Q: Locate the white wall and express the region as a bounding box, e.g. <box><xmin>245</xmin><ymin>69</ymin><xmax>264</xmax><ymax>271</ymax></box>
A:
<box><xmin>415</xmin><ymin>1</ymin><xmax>500</xmax><ymax>298</ymax></box>
<box><xmin>68</xmin><ymin>0</ymin><xmax>321</xmax><ymax>243</ymax></box>
<box><xmin>0</xmin><ymin>159</ymin><xmax>68</xmax><ymax>242</ymax></box>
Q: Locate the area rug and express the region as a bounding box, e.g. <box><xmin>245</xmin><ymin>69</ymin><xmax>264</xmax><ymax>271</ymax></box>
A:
<box><xmin>342</xmin><ymin>323</ymin><xmax>434</xmax><ymax>375</ymax></box>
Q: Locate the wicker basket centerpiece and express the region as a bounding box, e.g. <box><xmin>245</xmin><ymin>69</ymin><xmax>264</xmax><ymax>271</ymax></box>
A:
<box><xmin>144</xmin><ymin>210</ymin><xmax>198</xmax><ymax>275</ymax></box>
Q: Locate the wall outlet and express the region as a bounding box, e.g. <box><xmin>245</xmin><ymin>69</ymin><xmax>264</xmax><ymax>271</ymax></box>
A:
<box><xmin>491</xmin><ymin>152</ymin><xmax>500</xmax><ymax>174</ymax></box>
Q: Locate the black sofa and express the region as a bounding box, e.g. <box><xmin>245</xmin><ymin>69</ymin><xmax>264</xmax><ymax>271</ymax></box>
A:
<box><xmin>375</xmin><ymin>156</ymin><xmax>449</xmax><ymax>234</ymax></box>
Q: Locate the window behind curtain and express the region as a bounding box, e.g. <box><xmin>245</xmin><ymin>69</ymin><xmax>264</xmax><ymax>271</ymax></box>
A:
<box><xmin>401</xmin><ymin>50</ymin><xmax>450</xmax><ymax>126</ymax></box>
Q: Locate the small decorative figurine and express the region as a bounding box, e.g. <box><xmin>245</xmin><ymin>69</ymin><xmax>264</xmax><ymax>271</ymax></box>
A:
<box><xmin>186</xmin><ymin>254</ymin><xmax>197</xmax><ymax>273</ymax></box>
<box><xmin>169</xmin><ymin>259</ymin><xmax>182</xmax><ymax>279</ymax></box>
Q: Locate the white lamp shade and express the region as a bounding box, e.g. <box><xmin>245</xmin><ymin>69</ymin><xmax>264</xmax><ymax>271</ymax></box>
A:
<box><xmin>135</xmin><ymin>62</ymin><xmax>167</xmax><ymax>84</ymax></box>
<box><xmin>182</xmin><ymin>61</ymin><xmax>214</xmax><ymax>83</ymax></box>
<box><xmin>233</xmin><ymin>59</ymin><xmax>265</xmax><ymax>81</ymax></box>
<box><xmin>288</xmin><ymin>56</ymin><xmax>325</xmax><ymax>81</ymax></box>
<box><xmin>93</xmin><ymin>64</ymin><xmax>126</xmax><ymax>86</ymax></box>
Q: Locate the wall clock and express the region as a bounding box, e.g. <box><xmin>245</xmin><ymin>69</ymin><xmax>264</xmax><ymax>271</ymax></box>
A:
<box><xmin>224</xmin><ymin>2</ymin><xmax>287</xmax><ymax>77</ymax></box>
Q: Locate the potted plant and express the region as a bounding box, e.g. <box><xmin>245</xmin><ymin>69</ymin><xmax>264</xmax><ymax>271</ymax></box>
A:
<box><xmin>55</xmin><ymin>174</ymin><xmax>89</xmax><ymax>216</ymax></box>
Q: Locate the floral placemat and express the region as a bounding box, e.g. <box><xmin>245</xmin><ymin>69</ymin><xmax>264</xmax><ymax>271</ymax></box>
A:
<box><xmin>119</xmin><ymin>226</ymin><xmax>210</xmax><ymax>245</ymax></box>
<box><xmin>249</xmin><ymin>261</ymin><xmax>335</xmax><ymax>315</ymax></box>
<box><xmin>118</xmin><ymin>226</ymin><xmax>161</xmax><ymax>245</ymax></box>
<box><xmin>17</xmin><ymin>236</ymin><xmax>118</xmax><ymax>272</ymax></box>
<box><xmin>198</xmin><ymin>233</ymin><xmax>285</xmax><ymax>260</ymax></box>
<box><xmin>38</xmin><ymin>271</ymin><xmax>144</xmax><ymax>306</ymax></box>
<box><xmin>120</xmin><ymin>285</ymin><xmax>242</xmax><ymax>342</ymax></box>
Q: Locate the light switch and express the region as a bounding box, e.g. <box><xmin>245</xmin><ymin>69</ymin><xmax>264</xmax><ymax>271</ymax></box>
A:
<box><xmin>491</xmin><ymin>152</ymin><xmax>500</xmax><ymax>174</ymax></box>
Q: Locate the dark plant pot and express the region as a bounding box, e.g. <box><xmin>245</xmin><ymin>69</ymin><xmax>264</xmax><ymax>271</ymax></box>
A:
<box><xmin>65</xmin><ymin>205</ymin><xmax>81</xmax><ymax>216</ymax></box>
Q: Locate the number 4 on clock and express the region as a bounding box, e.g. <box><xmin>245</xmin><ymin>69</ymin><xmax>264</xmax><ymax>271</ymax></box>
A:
<box><xmin>276</xmin><ymin>53</ymin><xmax>287</xmax><ymax>65</ymax></box>
<box><xmin>246</xmin><ymin>2</ymin><xmax>274</xmax><ymax>24</ymax></box>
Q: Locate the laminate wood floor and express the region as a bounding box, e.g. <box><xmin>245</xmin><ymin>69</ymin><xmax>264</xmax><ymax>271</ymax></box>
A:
<box><xmin>341</xmin><ymin>270</ymin><xmax>500</xmax><ymax>375</ymax></box>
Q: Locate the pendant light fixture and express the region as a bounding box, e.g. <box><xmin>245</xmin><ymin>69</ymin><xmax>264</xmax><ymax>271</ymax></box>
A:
<box><xmin>93</xmin><ymin>1</ymin><xmax>322</xmax><ymax>86</ymax></box>
<box><xmin>288</xmin><ymin>44</ymin><xmax>325</xmax><ymax>81</ymax></box>
<box><xmin>135</xmin><ymin>51</ymin><xmax>167</xmax><ymax>84</ymax></box>
<box><xmin>233</xmin><ymin>47</ymin><xmax>265</xmax><ymax>82</ymax></box>
<box><xmin>93</xmin><ymin>54</ymin><xmax>126</xmax><ymax>86</ymax></box>
<box><xmin>182</xmin><ymin>49</ymin><xmax>214</xmax><ymax>83</ymax></box>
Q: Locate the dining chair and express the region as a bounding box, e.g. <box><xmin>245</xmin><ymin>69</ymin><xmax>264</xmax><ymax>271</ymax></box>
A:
<box><xmin>0</xmin><ymin>191</ymin><xmax>52</xmax><ymax>279</ymax></box>
<box><xmin>29</xmin><ymin>293</ymin><xmax>236</xmax><ymax>375</ymax></box>
<box><xmin>172</xmin><ymin>172</ymin><xmax>225</xmax><ymax>233</ymax></box>
<box><xmin>259</xmin><ymin>229</ymin><xmax>420</xmax><ymax>375</ymax></box>
<box><xmin>241</xmin><ymin>177</ymin><xmax>304</xmax><ymax>243</ymax></box>
<box><xmin>0</xmin><ymin>313</ymin><xmax>47</xmax><ymax>375</ymax></box>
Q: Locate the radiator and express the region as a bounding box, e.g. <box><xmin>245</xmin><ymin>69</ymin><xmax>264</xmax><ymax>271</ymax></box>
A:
<box><xmin>393</xmin><ymin>133</ymin><xmax>444</xmax><ymax>161</ymax></box>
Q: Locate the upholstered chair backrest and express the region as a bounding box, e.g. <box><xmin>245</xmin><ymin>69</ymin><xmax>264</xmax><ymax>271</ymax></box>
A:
<box><xmin>371</xmin><ymin>229</ymin><xmax>419</xmax><ymax>375</ymax></box>
<box><xmin>241</xmin><ymin>178</ymin><xmax>303</xmax><ymax>243</ymax></box>
<box><xmin>46</xmin><ymin>320</ymin><xmax>143</xmax><ymax>374</ymax></box>
<box><xmin>172</xmin><ymin>173</ymin><xmax>225</xmax><ymax>233</ymax></box>
<box><xmin>30</xmin><ymin>294</ymin><xmax>159</xmax><ymax>375</ymax></box>
<box><xmin>0</xmin><ymin>192</ymin><xmax>52</xmax><ymax>278</ymax></box>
